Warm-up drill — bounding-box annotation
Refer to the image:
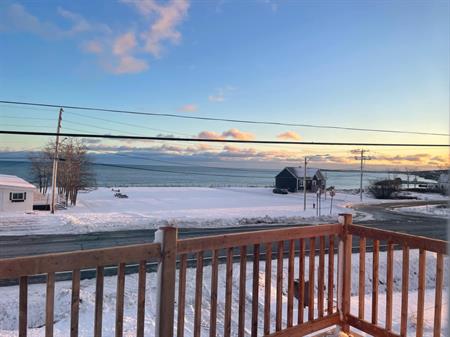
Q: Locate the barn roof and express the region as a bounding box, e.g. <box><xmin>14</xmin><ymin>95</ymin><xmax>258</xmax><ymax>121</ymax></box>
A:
<box><xmin>282</xmin><ymin>167</ymin><xmax>325</xmax><ymax>179</ymax></box>
<box><xmin>0</xmin><ymin>174</ymin><xmax>36</xmax><ymax>190</ymax></box>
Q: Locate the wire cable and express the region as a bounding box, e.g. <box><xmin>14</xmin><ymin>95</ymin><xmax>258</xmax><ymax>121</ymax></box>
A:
<box><xmin>0</xmin><ymin>130</ymin><xmax>448</xmax><ymax>147</ymax></box>
<box><xmin>0</xmin><ymin>100</ymin><xmax>448</xmax><ymax>137</ymax></box>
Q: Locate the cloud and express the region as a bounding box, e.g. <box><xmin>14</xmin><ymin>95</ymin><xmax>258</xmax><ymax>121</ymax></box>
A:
<box><xmin>82</xmin><ymin>40</ymin><xmax>103</xmax><ymax>53</ymax></box>
<box><xmin>0</xmin><ymin>3</ymin><xmax>111</xmax><ymax>38</ymax></box>
<box><xmin>197</xmin><ymin>129</ymin><xmax>255</xmax><ymax>141</ymax></box>
<box><xmin>1</xmin><ymin>2</ymin><xmax>189</xmax><ymax>75</ymax></box>
<box><xmin>178</xmin><ymin>104</ymin><xmax>198</xmax><ymax>113</ymax></box>
<box><xmin>222</xmin><ymin>128</ymin><xmax>255</xmax><ymax>140</ymax></box>
<box><xmin>277</xmin><ymin>131</ymin><xmax>301</xmax><ymax>141</ymax></box>
<box><xmin>112</xmin><ymin>55</ymin><xmax>149</xmax><ymax>74</ymax></box>
<box><xmin>208</xmin><ymin>86</ymin><xmax>236</xmax><ymax>102</ymax></box>
<box><xmin>197</xmin><ymin>131</ymin><xmax>224</xmax><ymax>140</ymax></box>
<box><xmin>113</xmin><ymin>32</ymin><xmax>137</xmax><ymax>55</ymax></box>
<box><xmin>122</xmin><ymin>0</ymin><xmax>189</xmax><ymax>57</ymax></box>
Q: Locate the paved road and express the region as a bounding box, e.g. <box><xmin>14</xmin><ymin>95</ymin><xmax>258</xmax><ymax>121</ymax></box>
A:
<box><xmin>0</xmin><ymin>200</ymin><xmax>447</xmax><ymax>259</ymax></box>
<box><xmin>355</xmin><ymin>200</ymin><xmax>448</xmax><ymax>240</ymax></box>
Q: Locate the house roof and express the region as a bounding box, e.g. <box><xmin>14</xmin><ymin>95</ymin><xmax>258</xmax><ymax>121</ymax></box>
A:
<box><xmin>282</xmin><ymin>167</ymin><xmax>325</xmax><ymax>180</ymax></box>
<box><xmin>0</xmin><ymin>174</ymin><xmax>36</xmax><ymax>190</ymax></box>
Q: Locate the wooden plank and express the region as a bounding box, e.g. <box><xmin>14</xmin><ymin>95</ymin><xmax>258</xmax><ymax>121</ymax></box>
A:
<box><xmin>276</xmin><ymin>241</ymin><xmax>283</xmax><ymax>331</ymax></box>
<box><xmin>193</xmin><ymin>251</ymin><xmax>204</xmax><ymax>337</ymax></box>
<box><xmin>400</xmin><ymin>245</ymin><xmax>409</xmax><ymax>337</ymax></box>
<box><xmin>155</xmin><ymin>227</ymin><xmax>177</xmax><ymax>337</ymax></box>
<box><xmin>327</xmin><ymin>235</ymin><xmax>334</xmax><ymax>316</ymax></box>
<box><xmin>251</xmin><ymin>244</ymin><xmax>260</xmax><ymax>337</ymax></box>
<box><xmin>358</xmin><ymin>237</ymin><xmax>366</xmax><ymax>320</ymax></box>
<box><xmin>224</xmin><ymin>247</ymin><xmax>233</xmax><ymax>337</ymax></box>
<box><xmin>0</xmin><ymin>242</ymin><xmax>161</xmax><ymax>279</ymax></box>
<box><xmin>264</xmin><ymin>243</ymin><xmax>272</xmax><ymax>335</ymax></box>
<box><xmin>433</xmin><ymin>253</ymin><xmax>444</xmax><ymax>337</ymax></box>
<box><xmin>238</xmin><ymin>246</ymin><xmax>247</xmax><ymax>337</ymax></box>
<box><xmin>318</xmin><ymin>236</ymin><xmax>325</xmax><ymax>318</ymax></box>
<box><xmin>209</xmin><ymin>250</ymin><xmax>219</xmax><ymax>337</ymax></box>
<box><xmin>264</xmin><ymin>313</ymin><xmax>340</xmax><ymax>337</ymax></box>
<box><xmin>94</xmin><ymin>266</ymin><xmax>104</xmax><ymax>337</ymax></box>
<box><xmin>346</xmin><ymin>315</ymin><xmax>402</xmax><ymax>337</ymax></box>
<box><xmin>347</xmin><ymin>225</ymin><xmax>447</xmax><ymax>254</ymax></box>
<box><xmin>136</xmin><ymin>261</ymin><xmax>147</xmax><ymax>337</ymax></box>
<box><xmin>70</xmin><ymin>269</ymin><xmax>80</xmax><ymax>337</ymax></box>
<box><xmin>177</xmin><ymin>255</ymin><xmax>187</xmax><ymax>337</ymax></box>
<box><xmin>416</xmin><ymin>249</ymin><xmax>426</xmax><ymax>337</ymax></box>
<box><xmin>19</xmin><ymin>276</ymin><xmax>28</xmax><ymax>337</ymax></box>
<box><xmin>298</xmin><ymin>238</ymin><xmax>305</xmax><ymax>324</ymax></box>
<box><xmin>341</xmin><ymin>215</ymin><xmax>353</xmax><ymax>333</ymax></box>
<box><xmin>177</xmin><ymin>224</ymin><xmax>342</xmax><ymax>254</ymax></box>
<box><xmin>372</xmin><ymin>239</ymin><xmax>379</xmax><ymax>325</ymax></box>
<box><xmin>45</xmin><ymin>272</ymin><xmax>55</xmax><ymax>337</ymax></box>
<box><xmin>386</xmin><ymin>242</ymin><xmax>394</xmax><ymax>331</ymax></box>
<box><xmin>287</xmin><ymin>240</ymin><xmax>295</xmax><ymax>327</ymax></box>
<box><xmin>308</xmin><ymin>237</ymin><xmax>315</xmax><ymax>322</ymax></box>
<box><xmin>115</xmin><ymin>263</ymin><xmax>126</xmax><ymax>337</ymax></box>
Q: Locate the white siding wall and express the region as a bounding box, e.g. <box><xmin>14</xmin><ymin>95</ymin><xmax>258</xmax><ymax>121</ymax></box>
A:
<box><xmin>0</xmin><ymin>187</ymin><xmax>35</xmax><ymax>212</ymax></box>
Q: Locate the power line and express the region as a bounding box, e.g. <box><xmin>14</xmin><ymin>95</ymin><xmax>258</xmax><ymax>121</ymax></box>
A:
<box><xmin>90</xmin><ymin>162</ymin><xmax>271</xmax><ymax>179</ymax></box>
<box><xmin>65</xmin><ymin>110</ymin><xmax>192</xmax><ymax>137</ymax></box>
<box><xmin>0</xmin><ymin>130</ymin><xmax>448</xmax><ymax>147</ymax></box>
<box><xmin>0</xmin><ymin>100</ymin><xmax>448</xmax><ymax>137</ymax></box>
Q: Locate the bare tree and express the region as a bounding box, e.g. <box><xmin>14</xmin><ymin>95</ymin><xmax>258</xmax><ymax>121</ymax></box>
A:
<box><xmin>29</xmin><ymin>152</ymin><xmax>52</xmax><ymax>194</ymax></box>
<box><xmin>35</xmin><ymin>139</ymin><xmax>96</xmax><ymax>206</ymax></box>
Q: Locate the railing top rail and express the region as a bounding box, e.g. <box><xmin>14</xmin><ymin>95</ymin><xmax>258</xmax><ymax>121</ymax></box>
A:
<box><xmin>348</xmin><ymin>224</ymin><xmax>448</xmax><ymax>254</ymax></box>
<box><xmin>177</xmin><ymin>224</ymin><xmax>342</xmax><ymax>255</ymax></box>
<box><xmin>0</xmin><ymin>242</ymin><xmax>161</xmax><ymax>279</ymax></box>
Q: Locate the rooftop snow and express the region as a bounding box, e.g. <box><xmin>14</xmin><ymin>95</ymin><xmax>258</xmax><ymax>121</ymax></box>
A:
<box><xmin>0</xmin><ymin>174</ymin><xmax>36</xmax><ymax>190</ymax></box>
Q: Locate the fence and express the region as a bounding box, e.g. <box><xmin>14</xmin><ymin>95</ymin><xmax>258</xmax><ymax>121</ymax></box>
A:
<box><xmin>0</xmin><ymin>213</ymin><xmax>447</xmax><ymax>337</ymax></box>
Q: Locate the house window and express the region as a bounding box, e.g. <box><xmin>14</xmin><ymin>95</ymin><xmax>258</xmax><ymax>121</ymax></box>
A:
<box><xmin>10</xmin><ymin>192</ymin><xmax>26</xmax><ymax>202</ymax></box>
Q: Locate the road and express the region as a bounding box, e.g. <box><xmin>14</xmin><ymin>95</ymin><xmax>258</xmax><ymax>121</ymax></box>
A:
<box><xmin>1</xmin><ymin>200</ymin><xmax>447</xmax><ymax>259</ymax></box>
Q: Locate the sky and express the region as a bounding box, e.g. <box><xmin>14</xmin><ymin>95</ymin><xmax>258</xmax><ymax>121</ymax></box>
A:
<box><xmin>0</xmin><ymin>0</ymin><xmax>449</xmax><ymax>170</ymax></box>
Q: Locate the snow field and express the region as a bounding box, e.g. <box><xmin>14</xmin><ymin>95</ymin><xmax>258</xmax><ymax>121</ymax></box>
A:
<box><xmin>0</xmin><ymin>249</ymin><xmax>447</xmax><ymax>336</ymax></box>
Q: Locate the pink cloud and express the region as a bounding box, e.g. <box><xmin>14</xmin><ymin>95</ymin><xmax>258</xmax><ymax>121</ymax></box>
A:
<box><xmin>82</xmin><ymin>40</ymin><xmax>103</xmax><ymax>54</ymax></box>
<box><xmin>222</xmin><ymin>128</ymin><xmax>255</xmax><ymax>140</ymax></box>
<box><xmin>178</xmin><ymin>104</ymin><xmax>198</xmax><ymax>113</ymax></box>
<box><xmin>113</xmin><ymin>55</ymin><xmax>148</xmax><ymax>74</ymax></box>
<box><xmin>197</xmin><ymin>131</ymin><xmax>224</xmax><ymax>140</ymax></box>
<box><xmin>277</xmin><ymin>131</ymin><xmax>301</xmax><ymax>140</ymax></box>
<box><xmin>113</xmin><ymin>32</ymin><xmax>137</xmax><ymax>55</ymax></box>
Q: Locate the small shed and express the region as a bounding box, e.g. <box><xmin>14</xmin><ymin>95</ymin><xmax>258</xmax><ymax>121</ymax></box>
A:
<box><xmin>275</xmin><ymin>167</ymin><xmax>326</xmax><ymax>192</ymax></box>
<box><xmin>0</xmin><ymin>174</ymin><xmax>36</xmax><ymax>212</ymax></box>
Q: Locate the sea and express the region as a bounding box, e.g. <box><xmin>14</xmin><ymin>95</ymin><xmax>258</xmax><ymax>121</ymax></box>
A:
<box><xmin>0</xmin><ymin>160</ymin><xmax>434</xmax><ymax>190</ymax></box>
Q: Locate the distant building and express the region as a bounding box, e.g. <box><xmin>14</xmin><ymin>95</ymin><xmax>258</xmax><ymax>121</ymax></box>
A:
<box><xmin>275</xmin><ymin>167</ymin><xmax>326</xmax><ymax>192</ymax></box>
<box><xmin>438</xmin><ymin>173</ymin><xmax>449</xmax><ymax>194</ymax></box>
<box><xmin>0</xmin><ymin>174</ymin><xmax>36</xmax><ymax>212</ymax></box>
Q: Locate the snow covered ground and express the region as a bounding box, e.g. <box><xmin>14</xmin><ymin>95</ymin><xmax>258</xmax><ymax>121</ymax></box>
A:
<box><xmin>0</xmin><ymin>187</ymin><xmax>372</xmax><ymax>236</ymax></box>
<box><xmin>396</xmin><ymin>204</ymin><xmax>449</xmax><ymax>219</ymax></box>
<box><xmin>0</xmin><ymin>249</ymin><xmax>447</xmax><ymax>337</ymax></box>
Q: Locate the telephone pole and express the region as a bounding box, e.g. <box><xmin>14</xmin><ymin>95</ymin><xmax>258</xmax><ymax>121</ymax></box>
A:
<box><xmin>303</xmin><ymin>157</ymin><xmax>308</xmax><ymax>211</ymax></box>
<box><xmin>351</xmin><ymin>149</ymin><xmax>372</xmax><ymax>201</ymax></box>
<box><xmin>51</xmin><ymin>108</ymin><xmax>63</xmax><ymax>214</ymax></box>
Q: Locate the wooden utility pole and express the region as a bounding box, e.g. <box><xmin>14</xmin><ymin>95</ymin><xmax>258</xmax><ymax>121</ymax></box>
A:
<box><xmin>352</xmin><ymin>149</ymin><xmax>372</xmax><ymax>202</ymax></box>
<box><xmin>303</xmin><ymin>157</ymin><xmax>307</xmax><ymax>211</ymax></box>
<box><xmin>51</xmin><ymin>108</ymin><xmax>63</xmax><ymax>214</ymax></box>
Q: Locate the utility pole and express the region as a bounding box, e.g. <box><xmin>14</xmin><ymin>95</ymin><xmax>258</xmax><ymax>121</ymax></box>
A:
<box><xmin>303</xmin><ymin>157</ymin><xmax>308</xmax><ymax>211</ymax></box>
<box><xmin>351</xmin><ymin>149</ymin><xmax>372</xmax><ymax>202</ymax></box>
<box><xmin>51</xmin><ymin>108</ymin><xmax>63</xmax><ymax>214</ymax></box>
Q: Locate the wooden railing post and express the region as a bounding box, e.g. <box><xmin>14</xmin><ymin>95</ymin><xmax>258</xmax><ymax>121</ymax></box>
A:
<box><xmin>155</xmin><ymin>226</ymin><xmax>177</xmax><ymax>337</ymax></box>
<box><xmin>337</xmin><ymin>213</ymin><xmax>353</xmax><ymax>334</ymax></box>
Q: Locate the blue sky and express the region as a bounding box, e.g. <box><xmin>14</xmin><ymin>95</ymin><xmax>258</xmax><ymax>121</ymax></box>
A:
<box><xmin>0</xmin><ymin>0</ymin><xmax>448</xmax><ymax>169</ymax></box>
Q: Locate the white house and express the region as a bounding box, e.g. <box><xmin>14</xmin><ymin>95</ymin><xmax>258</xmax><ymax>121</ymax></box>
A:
<box><xmin>0</xmin><ymin>174</ymin><xmax>36</xmax><ymax>212</ymax></box>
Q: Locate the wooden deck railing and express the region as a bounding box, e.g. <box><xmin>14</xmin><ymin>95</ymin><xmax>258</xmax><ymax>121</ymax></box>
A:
<box><xmin>345</xmin><ymin>223</ymin><xmax>448</xmax><ymax>337</ymax></box>
<box><xmin>0</xmin><ymin>213</ymin><xmax>447</xmax><ymax>337</ymax></box>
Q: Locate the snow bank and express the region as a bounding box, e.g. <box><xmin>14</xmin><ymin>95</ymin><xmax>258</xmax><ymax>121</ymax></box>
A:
<box><xmin>395</xmin><ymin>204</ymin><xmax>449</xmax><ymax>219</ymax></box>
<box><xmin>0</xmin><ymin>187</ymin><xmax>366</xmax><ymax>236</ymax></box>
<box><xmin>0</xmin><ymin>249</ymin><xmax>447</xmax><ymax>336</ymax></box>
